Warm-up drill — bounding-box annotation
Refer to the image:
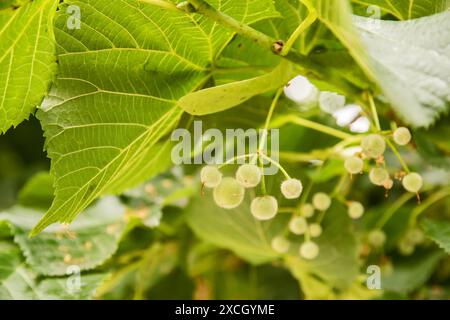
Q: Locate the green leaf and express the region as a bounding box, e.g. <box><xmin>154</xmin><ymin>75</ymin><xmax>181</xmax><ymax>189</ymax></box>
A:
<box><xmin>0</xmin><ymin>197</ymin><xmax>127</xmax><ymax>276</ymax></box>
<box><xmin>33</xmin><ymin>0</ymin><xmax>279</xmax><ymax>235</ymax></box>
<box><xmin>309</xmin><ymin>1</ymin><xmax>449</xmax><ymax>127</ymax></box>
<box><xmin>354</xmin><ymin>12</ymin><xmax>450</xmax><ymax>128</ymax></box>
<box><xmin>18</xmin><ymin>171</ymin><xmax>54</xmax><ymax>209</ymax></box>
<box><xmin>382</xmin><ymin>249</ymin><xmax>445</xmax><ymax>293</ymax></box>
<box><xmin>179</xmin><ymin>62</ymin><xmax>296</xmax><ymax>115</ymax></box>
<box><xmin>96</xmin><ymin>242</ymin><xmax>180</xmax><ymax>299</ymax></box>
<box><xmin>309</xmin><ymin>0</ymin><xmax>376</xmax><ymax>80</ymax></box>
<box><xmin>422</xmin><ymin>219</ymin><xmax>450</xmax><ymax>254</ymax></box>
<box><xmin>186</xmin><ymin>187</ymin><xmax>358</xmax><ymax>288</ymax></box>
<box><xmin>0</xmin><ymin>239</ymin><xmax>107</xmax><ymax>299</ymax></box>
<box><xmin>0</xmin><ymin>267</ymin><xmax>107</xmax><ymax>300</ymax></box>
<box><xmin>0</xmin><ymin>220</ymin><xmax>12</xmax><ymax>238</ymax></box>
<box><xmin>0</xmin><ymin>241</ymin><xmax>21</xmax><ymax>281</ymax></box>
<box><xmin>0</xmin><ymin>0</ymin><xmax>58</xmax><ymax>133</ymax></box>
<box><xmin>351</xmin><ymin>0</ymin><xmax>450</xmax><ymax>20</ymax></box>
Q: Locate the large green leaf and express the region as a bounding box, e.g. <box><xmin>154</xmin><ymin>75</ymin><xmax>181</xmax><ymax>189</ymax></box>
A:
<box><xmin>0</xmin><ymin>197</ymin><xmax>127</xmax><ymax>276</ymax></box>
<box><xmin>354</xmin><ymin>12</ymin><xmax>450</xmax><ymax>128</ymax></box>
<box><xmin>32</xmin><ymin>0</ymin><xmax>278</xmax><ymax>235</ymax></box>
<box><xmin>421</xmin><ymin>219</ymin><xmax>450</xmax><ymax>254</ymax></box>
<box><xmin>0</xmin><ymin>0</ymin><xmax>58</xmax><ymax>133</ymax></box>
<box><xmin>351</xmin><ymin>0</ymin><xmax>450</xmax><ymax>20</ymax></box>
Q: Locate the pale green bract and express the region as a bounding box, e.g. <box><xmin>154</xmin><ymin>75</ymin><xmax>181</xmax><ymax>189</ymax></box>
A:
<box><xmin>179</xmin><ymin>61</ymin><xmax>297</xmax><ymax>115</ymax></box>
<box><xmin>0</xmin><ymin>0</ymin><xmax>58</xmax><ymax>133</ymax></box>
<box><xmin>32</xmin><ymin>0</ymin><xmax>279</xmax><ymax>235</ymax></box>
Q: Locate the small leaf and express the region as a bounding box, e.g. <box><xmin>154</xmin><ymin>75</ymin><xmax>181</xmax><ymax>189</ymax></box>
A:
<box><xmin>17</xmin><ymin>171</ymin><xmax>54</xmax><ymax>209</ymax></box>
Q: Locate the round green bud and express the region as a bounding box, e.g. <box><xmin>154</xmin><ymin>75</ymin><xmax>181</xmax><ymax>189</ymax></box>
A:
<box><xmin>348</xmin><ymin>201</ymin><xmax>364</xmax><ymax>219</ymax></box>
<box><xmin>369</xmin><ymin>168</ymin><xmax>389</xmax><ymax>186</ymax></box>
<box><xmin>300</xmin><ymin>203</ymin><xmax>314</xmax><ymax>218</ymax></box>
<box><xmin>368</xmin><ymin>229</ymin><xmax>386</xmax><ymax>248</ymax></box>
<box><xmin>402</xmin><ymin>172</ymin><xmax>423</xmax><ymax>193</ymax></box>
<box><xmin>393</xmin><ymin>127</ymin><xmax>412</xmax><ymax>146</ymax></box>
<box><xmin>309</xmin><ymin>223</ymin><xmax>322</xmax><ymax>238</ymax></box>
<box><xmin>236</xmin><ymin>164</ymin><xmax>261</xmax><ymax>188</ymax></box>
<box><xmin>281</xmin><ymin>178</ymin><xmax>303</xmax><ymax>199</ymax></box>
<box><xmin>289</xmin><ymin>216</ymin><xmax>308</xmax><ymax>235</ymax></box>
<box><xmin>300</xmin><ymin>241</ymin><xmax>319</xmax><ymax>260</ymax></box>
<box><xmin>344</xmin><ymin>156</ymin><xmax>364</xmax><ymax>174</ymax></box>
<box><xmin>200</xmin><ymin>165</ymin><xmax>222</xmax><ymax>188</ymax></box>
<box><xmin>312</xmin><ymin>192</ymin><xmax>331</xmax><ymax>211</ymax></box>
<box><xmin>398</xmin><ymin>238</ymin><xmax>415</xmax><ymax>256</ymax></box>
<box><xmin>213</xmin><ymin>177</ymin><xmax>245</xmax><ymax>209</ymax></box>
<box><xmin>250</xmin><ymin>196</ymin><xmax>278</xmax><ymax>221</ymax></box>
<box><xmin>406</xmin><ymin>228</ymin><xmax>425</xmax><ymax>245</ymax></box>
<box><xmin>361</xmin><ymin>134</ymin><xmax>386</xmax><ymax>158</ymax></box>
<box><xmin>271</xmin><ymin>236</ymin><xmax>290</xmax><ymax>254</ymax></box>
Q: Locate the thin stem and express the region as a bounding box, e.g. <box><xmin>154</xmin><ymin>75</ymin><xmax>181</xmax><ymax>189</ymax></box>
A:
<box><xmin>331</xmin><ymin>174</ymin><xmax>348</xmax><ymax>198</ymax></box>
<box><xmin>259</xmin><ymin>154</ymin><xmax>291</xmax><ymax>179</ymax></box>
<box><xmin>258</xmin><ymin>89</ymin><xmax>283</xmax><ymax>152</ymax></box>
<box><xmin>386</xmin><ymin>139</ymin><xmax>410</xmax><ymax>173</ymax></box>
<box><xmin>316</xmin><ymin>210</ymin><xmax>326</xmax><ymax>224</ymax></box>
<box><xmin>277</xmin><ymin>151</ymin><xmax>325</xmax><ymax>163</ymax></box>
<box><xmin>368</xmin><ymin>92</ymin><xmax>381</xmax><ymax>131</ymax></box>
<box><xmin>218</xmin><ymin>153</ymin><xmax>256</xmax><ymax>168</ymax></box>
<box><xmin>409</xmin><ymin>187</ymin><xmax>450</xmax><ymax>226</ymax></box>
<box><xmin>258</xmin><ymin>156</ymin><xmax>267</xmax><ymax>195</ymax></box>
<box><xmin>188</xmin><ymin>0</ymin><xmax>275</xmax><ymax>51</ymax></box>
<box><xmin>299</xmin><ymin>180</ymin><xmax>314</xmax><ymax>207</ymax></box>
<box><xmin>304</xmin><ymin>224</ymin><xmax>311</xmax><ymax>242</ymax></box>
<box><xmin>270</xmin><ymin>115</ymin><xmax>353</xmax><ymax>140</ymax></box>
<box><xmin>278</xmin><ymin>207</ymin><xmax>296</xmax><ymax>213</ymax></box>
<box><xmin>375</xmin><ymin>192</ymin><xmax>415</xmax><ymax>229</ymax></box>
<box><xmin>282</xmin><ymin>1</ymin><xmax>317</xmax><ymax>54</ymax></box>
